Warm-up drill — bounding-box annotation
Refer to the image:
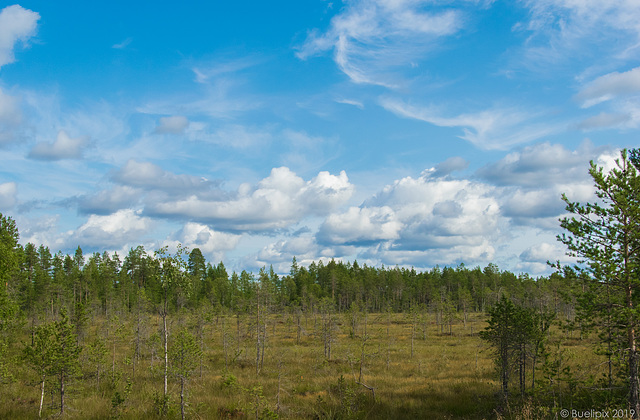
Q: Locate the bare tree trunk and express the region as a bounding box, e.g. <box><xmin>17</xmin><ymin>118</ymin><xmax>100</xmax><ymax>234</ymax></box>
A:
<box><xmin>628</xmin><ymin>284</ymin><xmax>640</xmax><ymax>417</ymax></box>
<box><xmin>39</xmin><ymin>376</ymin><xmax>45</xmax><ymax>418</ymax></box>
<box><xmin>256</xmin><ymin>294</ymin><xmax>260</xmax><ymax>376</ymax></box>
<box><xmin>163</xmin><ymin>310</ymin><xmax>168</xmax><ymax>398</ymax></box>
<box><xmin>223</xmin><ymin>315</ymin><xmax>228</xmax><ymax>368</ymax></box>
<box><xmin>60</xmin><ymin>372</ymin><xmax>65</xmax><ymax>414</ymax></box>
<box><xmin>180</xmin><ymin>377</ymin><xmax>185</xmax><ymax>420</ymax></box>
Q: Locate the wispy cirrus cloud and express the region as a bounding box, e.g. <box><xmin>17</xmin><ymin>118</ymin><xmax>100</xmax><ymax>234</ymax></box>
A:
<box><xmin>297</xmin><ymin>0</ymin><xmax>464</xmax><ymax>87</ymax></box>
<box><xmin>380</xmin><ymin>97</ymin><xmax>562</xmax><ymax>149</ymax></box>
<box><xmin>515</xmin><ymin>1</ymin><xmax>640</xmax><ymax>70</ymax></box>
<box><xmin>112</xmin><ymin>37</ymin><xmax>132</xmax><ymax>49</ymax></box>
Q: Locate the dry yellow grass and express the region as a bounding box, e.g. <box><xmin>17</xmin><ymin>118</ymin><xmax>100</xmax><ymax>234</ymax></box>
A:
<box><xmin>2</xmin><ymin>311</ymin><xmax>603</xmax><ymax>419</ymax></box>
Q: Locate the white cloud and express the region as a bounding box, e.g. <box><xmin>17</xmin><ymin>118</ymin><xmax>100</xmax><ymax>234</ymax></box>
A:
<box><xmin>429</xmin><ymin>156</ymin><xmax>469</xmax><ymax>177</ymax></box>
<box><xmin>380</xmin><ymin>97</ymin><xmax>562</xmax><ymax>149</ymax></box>
<box><xmin>77</xmin><ymin>185</ymin><xmax>142</xmax><ymax>215</ymax></box>
<box><xmin>575</xmin><ymin>67</ymin><xmax>640</xmax><ymax>108</ymax></box>
<box><xmin>520</xmin><ymin>242</ymin><xmax>567</xmax><ymax>263</ymax></box>
<box><xmin>71</xmin><ymin>209</ymin><xmax>153</xmax><ymax>248</ymax></box>
<box><xmin>323</xmin><ymin>172</ymin><xmax>502</xmax><ymax>265</ymax></box>
<box><xmin>297</xmin><ymin>0</ymin><xmax>463</xmax><ymax>87</ymax></box>
<box><xmin>0</xmin><ymin>182</ymin><xmax>17</xmax><ymax>209</ymax></box>
<box><xmin>516</xmin><ymin>1</ymin><xmax>640</xmax><ymax>68</ymax></box>
<box><xmin>364</xmin><ymin>239</ymin><xmax>496</xmax><ymax>267</ymax></box>
<box><xmin>318</xmin><ymin>206</ymin><xmax>402</xmax><ymax>245</ymax></box>
<box><xmin>0</xmin><ymin>4</ymin><xmax>39</xmax><ymax>69</ymax></box>
<box><xmin>477</xmin><ymin>141</ymin><xmax>606</xmax><ymax>187</ymax></box>
<box><xmin>0</xmin><ymin>88</ymin><xmax>22</xmax><ymax>145</ymax></box>
<box><xmin>163</xmin><ymin>222</ymin><xmax>241</xmax><ymax>263</ymax></box>
<box><xmin>577</xmin><ymin>112</ymin><xmax>632</xmax><ymax>130</ymax></box>
<box><xmin>192</xmin><ymin>55</ymin><xmax>262</xmax><ymax>84</ymax></box>
<box><xmin>154</xmin><ymin>115</ymin><xmax>189</xmax><ymax>135</ymax></box>
<box><xmin>146</xmin><ymin>167</ymin><xmax>354</xmax><ymax>232</ymax></box>
<box><xmin>111</xmin><ymin>159</ymin><xmax>215</xmax><ymax>193</ymax></box>
<box><xmin>28</xmin><ymin>130</ymin><xmax>89</xmax><ymax>160</ymax></box>
<box><xmin>335</xmin><ymin>98</ymin><xmax>364</xmax><ymax>109</ymax></box>
<box><xmin>251</xmin><ymin>234</ymin><xmax>327</xmax><ymax>273</ymax></box>
<box><xmin>112</xmin><ymin>37</ymin><xmax>132</xmax><ymax>49</ymax></box>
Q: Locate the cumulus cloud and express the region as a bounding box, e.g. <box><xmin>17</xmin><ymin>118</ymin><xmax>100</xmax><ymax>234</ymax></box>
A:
<box><xmin>0</xmin><ymin>182</ymin><xmax>17</xmax><ymax>209</ymax></box>
<box><xmin>76</xmin><ymin>185</ymin><xmax>143</xmax><ymax>215</ymax></box>
<box><xmin>477</xmin><ymin>141</ymin><xmax>607</xmax><ymax>187</ymax></box>
<box><xmin>28</xmin><ymin>130</ymin><xmax>89</xmax><ymax>160</ymax></box>
<box><xmin>249</xmin><ymin>234</ymin><xmax>333</xmax><ymax>273</ymax></box>
<box><xmin>363</xmin><ymin>239</ymin><xmax>496</xmax><ymax>267</ymax></box>
<box><xmin>520</xmin><ymin>242</ymin><xmax>567</xmax><ymax>263</ymax></box>
<box><xmin>162</xmin><ymin>222</ymin><xmax>241</xmax><ymax>263</ymax></box>
<box><xmin>319</xmin><ymin>171</ymin><xmax>501</xmax><ymax>266</ymax></box>
<box><xmin>111</xmin><ymin>159</ymin><xmax>216</xmax><ymax>193</ymax></box>
<box><xmin>0</xmin><ymin>4</ymin><xmax>39</xmax><ymax>69</ymax></box>
<box><xmin>154</xmin><ymin>115</ymin><xmax>189</xmax><ymax>134</ymax></box>
<box><xmin>476</xmin><ymin>142</ymin><xmax>617</xmax><ymax>229</ymax></box>
<box><xmin>516</xmin><ymin>241</ymin><xmax>576</xmax><ymax>274</ymax></box>
<box><xmin>146</xmin><ymin>167</ymin><xmax>354</xmax><ymax>233</ymax></box>
<box><xmin>317</xmin><ymin>206</ymin><xmax>402</xmax><ymax>245</ymax></box>
<box><xmin>430</xmin><ymin>156</ymin><xmax>469</xmax><ymax>177</ymax></box>
<box><xmin>70</xmin><ymin>209</ymin><xmax>153</xmax><ymax>248</ymax></box>
<box><xmin>380</xmin><ymin>97</ymin><xmax>562</xmax><ymax>150</ymax></box>
<box><xmin>297</xmin><ymin>0</ymin><xmax>463</xmax><ymax>87</ymax></box>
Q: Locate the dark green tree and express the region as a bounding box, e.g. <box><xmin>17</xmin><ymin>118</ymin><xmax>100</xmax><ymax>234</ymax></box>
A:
<box><xmin>557</xmin><ymin>149</ymin><xmax>640</xmax><ymax>415</ymax></box>
<box><xmin>480</xmin><ymin>295</ymin><xmax>548</xmax><ymax>400</ymax></box>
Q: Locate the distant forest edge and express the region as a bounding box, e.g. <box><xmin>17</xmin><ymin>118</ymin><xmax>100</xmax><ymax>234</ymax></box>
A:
<box><xmin>1</xmin><ymin>211</ymin><xmax>567</xmax><ymax>317</ymax></box>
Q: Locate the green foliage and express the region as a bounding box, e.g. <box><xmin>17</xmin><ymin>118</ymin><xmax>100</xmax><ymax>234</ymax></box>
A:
<box><xmin>152</xmin><ymin>390</ymin><xmax>172</xmax><ymax>417</ymax></box>
<box><xmin>557</xmin><ymin>148</ymin><xmax>640</xmax><ymax>412</ymax></box>
<box><xmin>315</xmin><ymin>375</ymin><xmax>370</xmax><ymax>419</ymax></box>
<box><xmin>480</xmin><ymin>296</ymin><xmax>552</xmax><ymax>400</ymax></box>
<box><xmin>110</xmin><ymin>378</ymin><xmax>132</xmax><ymax>419</ymax></box>
<box><xmin>221</xmin><ymin>369</ymin><xmax>239</xmax><ymax>390</ymax></box>
<box><xmin>0</xmin><ymin>212</ymin><xmax>19</xmax><ymax>287</ymax></box>
<box><xmin>170</xmin><ymin>328</ymin><xmax>201</xmax><ymax>381</ymax></box>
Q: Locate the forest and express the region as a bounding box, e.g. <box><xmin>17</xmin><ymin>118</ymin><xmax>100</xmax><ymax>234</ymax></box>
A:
<box><xmin>1</xmin><ymin>149</ymin><xmax>640</xmax><ymax>419</ymax></box>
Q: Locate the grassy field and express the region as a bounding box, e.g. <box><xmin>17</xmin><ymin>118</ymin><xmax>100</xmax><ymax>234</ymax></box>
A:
<box><xmin>2</xmin><ymin>310</ymin><xmax>602</xmax><ymax>419</ymax></box>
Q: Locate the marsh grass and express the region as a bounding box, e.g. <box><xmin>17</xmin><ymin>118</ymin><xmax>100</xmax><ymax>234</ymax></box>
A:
<box><xmin>2</xmin><ymin>312</ymin><xmax>606</xmax><ymax>419</ymax></box>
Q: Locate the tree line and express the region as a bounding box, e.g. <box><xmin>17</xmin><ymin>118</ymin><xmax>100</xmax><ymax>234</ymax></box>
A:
<box><xmin>1</xmin><ymin>228</ymin><xmax>577</xmax><ymax>322</ymax></box>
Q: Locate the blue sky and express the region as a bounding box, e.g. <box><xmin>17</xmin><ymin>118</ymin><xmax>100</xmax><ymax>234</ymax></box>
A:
<box><xmin>1</xmin><ymin>1</ymin><xmax>639</xmax><ymax>275</ymax></box>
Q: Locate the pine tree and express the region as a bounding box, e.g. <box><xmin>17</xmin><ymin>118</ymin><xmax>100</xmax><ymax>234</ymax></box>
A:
<box><xmin>558</xmin><ymin>149</ymin><xmax>640</xmax><ymax>415</ymax></box>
